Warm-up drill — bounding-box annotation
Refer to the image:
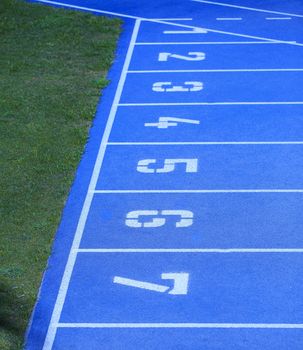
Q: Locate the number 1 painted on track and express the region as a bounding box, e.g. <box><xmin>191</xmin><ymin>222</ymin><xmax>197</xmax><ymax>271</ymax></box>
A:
<box><xmin>163</xmin><ymin>27</ymin><xmax>207</xmax><ymax>34</ymax></box>
<box><xmin>145</xmin><ymin>117</ymin><xmax>200</xmax><ymax>129</ymax></box>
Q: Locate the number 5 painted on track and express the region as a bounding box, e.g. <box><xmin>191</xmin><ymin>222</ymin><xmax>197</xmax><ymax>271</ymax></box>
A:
<box><xmin>137</xmin><ymin>158</ymin><xmax>198</xmax><ymax>173</ymax></box>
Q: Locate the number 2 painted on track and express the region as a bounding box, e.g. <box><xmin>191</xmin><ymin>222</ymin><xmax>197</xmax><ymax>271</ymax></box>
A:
<box><xmin>158</xmin><ymin>52</ymin><xmax>206</xmax><ymax>62</ymax></box>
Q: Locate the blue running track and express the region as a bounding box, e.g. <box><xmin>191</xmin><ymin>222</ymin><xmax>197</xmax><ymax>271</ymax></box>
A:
<box><xmin>26</xmin><ymin>1</ymin><xmax>303</xmax><ymax>349</ymax></box>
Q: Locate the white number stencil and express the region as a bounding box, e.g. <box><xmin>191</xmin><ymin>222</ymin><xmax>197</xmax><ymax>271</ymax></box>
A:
<box><xmin>137</xmin><ymin>158</ymin><xmax>198</xmax><ymax>173</ymax></box>
<box><xmin>163</xmin><ymin>27</ymin><xmax>207</xmax><ymax>34</ymax></box>
<box><xmin>145</xmin><ymin>117</ymin><xmax>200</xmax><ymax>129</ymax></box>
<box><xmin>152</xmin><ymin>81</ymin><xmax>203</xmax><ymax>92</ymax></box>
<box><xmin>125</xmin><ymin>210</ymin><xmax>194</xmax><ymax>228</ymax></box>
<box><xmin>158</xmin><ymin>52</ymin><xmax>206</xmax><ymax>61</ymax></box>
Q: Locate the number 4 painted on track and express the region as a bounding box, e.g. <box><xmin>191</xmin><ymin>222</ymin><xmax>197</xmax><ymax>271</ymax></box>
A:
<box><xmin>145</xmin><ymin>117</ymin><xmax>200</xmax><ymax>129</ymax></box>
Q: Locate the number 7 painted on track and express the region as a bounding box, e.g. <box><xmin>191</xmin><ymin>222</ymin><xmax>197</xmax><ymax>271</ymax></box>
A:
<box><xmin>145</xmin><ymin>116</ymin><xmax>200</xmax><ymax>128</ymax></box>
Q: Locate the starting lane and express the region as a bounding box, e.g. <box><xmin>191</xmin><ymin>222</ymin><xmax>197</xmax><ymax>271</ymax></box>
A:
<box><xmin>26</xmin><ymin>2</ymin><xmax>303</xmax><ymax>349</ymax></box>
<box><xmin>110</xmin><ymin>105</ymin><xmax>303</xmax><ymax>142</ymax></box>
<box><xmin>80</xmin><ymin>193</ymin><xmax>303</xmax><ymax>249</ymax></box>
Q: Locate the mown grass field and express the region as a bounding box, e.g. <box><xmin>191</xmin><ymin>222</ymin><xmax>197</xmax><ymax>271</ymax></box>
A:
<box><xmin>0</xmin><ymin>1</ymin><xmax>121</xmax><ymax>348</ymax></box>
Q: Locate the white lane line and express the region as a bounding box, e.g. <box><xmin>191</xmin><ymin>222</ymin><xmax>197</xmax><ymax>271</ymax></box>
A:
<box><xmin>151</xmin><ymin>22</ymin><xmax>297</xmax><ymax>45</ymax></box>
<box><xmin>31</xmin><ymin>1</ymin><xmax>206</xmax><ymax>32</ymax></box>
<box><xmin>28</xmin><ymin>1</ymin><xmax>207</xmax><ymax>33</ymax></box>
<box><xmin>192</xmin><ymin>0</ymin><xmax>303</xmax><ymax>18</ymax></box>
<box><xmin>135</xmin><ymin>41</ymin><xmax>296</xmax><ymax>45</ymax></box>
<box><xmin>177</xmin><ymin>26</ymin><xmax>301</xmax><ymax>46</ymax></box>
<box><xmin>33</xmin><ymin>0</ymin><xmax>303</xmax><ymax>47</ymax></box>
<box><xmin>128</xmin><ymin>69</ymin><xmax>303</xmax><ymax>73</ymax></box>
<box><xmin>266</xmin><ymin>17</ymin><xmax>292</xmax><ymax>20</ymax></box>
<box><xmin>77</xmin><ymin>249</ymin><xmax>303</xmax><ymax>253</ymax></box>
<box><xmin>216</xmin><ymin>17</ymin><xmax>242</xmax><ymax>21</ymax></box>
<box><xmin>118</xmin><ymin>102</ymin><xmax>303</xmax><ymax>106</ymax></box>
<box><xmin>107</xmin><ymin>142</ymin><xmax>303</xmax><ymax>145</ymax></box>
<box><xmin>93</xmin><ymin>190</ymin><xmax>303</xmax><ymax>193</ymax></box>
<box><xmin>57</xmin><ymin>323</ymin><xmax>303</xmax><ymax>329</ymax></box>
<box><xmin>41</xmin><ymin>19</ymin><xmax>141</xmax><ymax>350</ymax></box>
<box><xmin>150</xmin><ymin>18</ymin><xmax>193</xmax><ymax>20</ymax></box>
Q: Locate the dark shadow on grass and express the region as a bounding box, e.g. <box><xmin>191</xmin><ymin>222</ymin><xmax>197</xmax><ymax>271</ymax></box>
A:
<box><xmin>0</xmin><ymin>281</ymin><xmax>25</xmax><ymax>336</ymax></box>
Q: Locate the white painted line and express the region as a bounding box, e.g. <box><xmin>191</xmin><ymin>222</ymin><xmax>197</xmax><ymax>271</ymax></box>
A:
<box><xmin>41</xmin><ymin>19</ymin><xmax>142</xmax><ymax>350</ymax></box>
<box><xmin>33</xmin><ymin>0</ymin><xmax>140</xmax><ymax>19</ymax></box>
<box><xmin>31</xmin><ymin>1</ymin><xmax>206</xmax><ymax>33</ymax></box>
<box><xmin>77</xmin><ymin>248</ymin><xmax>303</xmax><ymax>253</ymax></box>
<box><xmin>135</xmin><ymin>41</ymin><xmax>296</xmax><ymax>45</ymax></box>
<box><xmin>128</xmin><ymin>68</ymin><xmax>303</xmax><ymax>73</ymax></box>
<box><xmin>180</xmin><ymin>26</ymin><xmax>302</xmax><ymax>46</ymax></box>
<box><xmin>33</xmin><ymin>0</ymin><xmax>303</xmax><ymax>47</ymax></box>
<box><xmin>216</xmin><ymin>17</ymin><xmax>243</xmax><ymax>21</ymax></box>
<box><xmin>107</xmin><ymin>142</ymin><xmax>303</xmax><ymax>145</ymax></box>
<box><xmin>113</xmin><ymin>276</ymin><xmax>169</xmax><ymax>293</ymax></box>
<box><xmin>266</xmin><ymin>17</ymin><xmax>292</xmax><ymax>20</ymax></box>
<box><xmin>163</xmin><ymin>28</ymin><xmax>207</xmax><ymax>34</ymax></box>
<box><xmin>150</xmin><ymin>18</ymin><xmax>193</xmax><ymax>21</ymax></box>
<box><xmin>118</xmin><ymin>102</ymin><xmax>303</xmax><ymax>106</ymax></box>
<box><xmin>192</xmin><ymin>0</ymin><xmax>303</xmax><ymax>18</ymax></box>
<box><xmin>30</xmin><ymin>1</ymin><xmax>206</xmax><ymax>36</ymax></box>
<box><xmin>93</xmin><ymin>189</ymin><xmax>303</xmax><ymax>194</ymax></box>
<box><xmin>57</xmin><ymin>323</ymin><xmax>303</xmax><ymax>329</ymax></box>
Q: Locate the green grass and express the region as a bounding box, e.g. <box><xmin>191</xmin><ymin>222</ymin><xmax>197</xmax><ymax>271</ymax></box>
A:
<box><xmin>0</xmin><ymin>1</ymin><xmax>121</xmax><ymax>348</ymax></box>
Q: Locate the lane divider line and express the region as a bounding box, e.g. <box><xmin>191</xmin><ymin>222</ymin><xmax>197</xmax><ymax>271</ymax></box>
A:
<box><xmin>150</xmin><ymin>18</ymin><xmax>193</xmax><ymax>20</ymax></box>
<box><xmin>216</xmin><ymin>17</ymin><xmax>243</xmax><ymax>21</ymax></box>
<box><xmin>107</xmin><ymin>142</ymin><xmax>303</xmax><ymax>145</ymax></box>
<box><xmin>118</xmin><ymin>102</ymin><xmax>303</xmax><ymax>106</ymax></box>
<box><xmin>266</xmin><ymin>17</ymin><xmax>292</xmax><ymax>20</ymax></box>
<box><xmin>33</xmin><ymin>0</ymin><xmax>303</xmax><ymax>47</ymax></box>
<box><xmin>92</xmin><ymin>189</ymin><xmax>303</xmax><ymax>193</ymax></box>
<box><xmin>57</xmin><ymin>322</ymin><xmax>303</xmax><ymax>329</ymax></box>
<box><xmin>192</xmin><ymin>0</ymin><xmax>303</xmax><ymax>18</ymax></box>
<box><xmin>77</xmin><ymin>249</ymin><xmax>303</xmax><ymax>253</ymax></box>
<box><xmin>135</xmin><ymin>41</ymin><xmax>297</xmax><ymax>45</ymax></box>
<box><xmin>41</xmin><ymin>19</ymin><xmax>142</xmax><ymax>350</ymax></box>
<box><xmin>93</xmin><ymin>189</ymin><xmax>303</xmax><ymax>194</ymax></box>
<box><xmin>127</xmin><ymin>68</ymin><xmax>303</xmax><ymax>73</ymax></box>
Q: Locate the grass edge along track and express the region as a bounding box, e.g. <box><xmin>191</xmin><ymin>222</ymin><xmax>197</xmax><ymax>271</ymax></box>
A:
<box><xmin>0</xmin><ymin>0</ymin><xmax>121</xmax><ymax>348</ymax></box>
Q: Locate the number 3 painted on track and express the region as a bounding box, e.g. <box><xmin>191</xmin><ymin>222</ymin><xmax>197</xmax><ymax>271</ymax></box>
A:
<box><xmin>125</xmin><ymin>210</ymin><xmax>194</xmax><ymax>228</ymax></box>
